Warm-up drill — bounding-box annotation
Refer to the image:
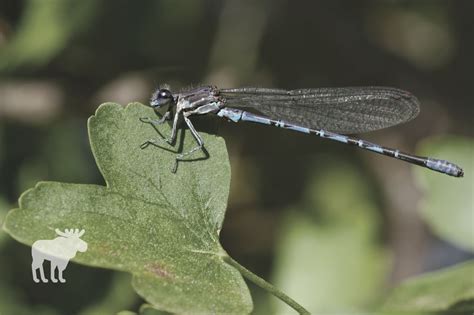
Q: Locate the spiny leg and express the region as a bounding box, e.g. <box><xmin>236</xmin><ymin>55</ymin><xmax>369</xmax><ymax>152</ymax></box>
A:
<box><xmin>140</xmin><ymin>110</ymin><xmax>171</xmax><ymax>126</ymax></box>
<box><xmin>172</xmin><ymin>115</ymin><xmax>204</xmax><ymax>172</ymax></box>
<box><xmin>141</xmin><ymin>109</ymin><xmax>181</xmax><ymax>149</ymax></box>
<box><xmin>142</xmin><ymin>96</ymin><xmax>221</xmax><ymax>172</ymax></box>
<box><xmin>141</xmin><ymin>93</ymin><xmax>221</xmax><ymax>149</ymax></box>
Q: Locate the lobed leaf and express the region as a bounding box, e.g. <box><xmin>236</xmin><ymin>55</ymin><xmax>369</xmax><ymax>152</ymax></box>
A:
<box><xmin>3</xmin><ymin>102</ymin><xmax>252</xmax><ymax>314</ymax></box>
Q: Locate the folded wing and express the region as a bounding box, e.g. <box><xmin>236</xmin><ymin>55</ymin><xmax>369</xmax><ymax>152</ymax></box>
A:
<box><xmin>219</xmin><ymin>87</ymin><xmax>420</xmax><ymax>134</ymax></box>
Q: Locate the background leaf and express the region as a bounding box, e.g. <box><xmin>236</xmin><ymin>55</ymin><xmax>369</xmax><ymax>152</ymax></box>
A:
<box><xmin>78</xmin><ymin>273</ymin><xmax>137</xmax><ymax>315</ymax></box>
<box><xmin>0</xmin><ymin>0</ymin><xmax>98</xmax><ymax>71</ymax></box>
<box><xmin>3</xmin><ymin>103</ymin><xmax>252</xmax><ymax>314</ymax></box>
<box><xmin>0</xmin><ymin>197</ymin><xmax>8</xmax><ymax>246</ymax></box>
<box><xmin>271</xmin><ymin>158</ymin><xmax>391</xmax><ymax>314</ymax></box>
<box><xmin>415</xmin><ymin>136</ymin><xmax>474</xmax><ymax>252</ymax></box>
<box><xmin>381</xmin><ymin>261</ymin><xmax>474</xmax><ymax>312</ymax></box>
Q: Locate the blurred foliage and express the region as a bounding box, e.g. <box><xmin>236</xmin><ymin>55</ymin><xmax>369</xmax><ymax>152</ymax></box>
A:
<box><xmin>381</xmin><ymin>261</ymin><xmax>474</xmax><ymax>312</ymax></box>
<box><xmin>415</xmin><ymin>136</ymin><xmax>474</xmax><ymax>252</ymax></box>
<box><xmin>17</xmin><ymin>119</ymin><xmax>96</xmax><ymax>192</ymax></box>
<box><xmin>271</xmin><ymin>158</ymin><xmax>391</xmax><ymax>314</ymax></box>
<box><xmin>0</xmin><ymin>0</ymin><xmax>99</xmax><ymax>72</ymax></box>
<box><xmin>369</xmin><ymin>3</ymin><xmax>455</xmax><ymax>70</ymax></box>
<box><xmin>78</xmin><ymin>274</ymin><xmax>137</xmax><ymax>315</ymax></box>
<box><xmin>117</xmin><ymin>304</ymin><xmax>170</xmax><ymax>315</ymax></box>
<box><xmin>0</xmin><ymin>196</ymin><xmax>8</xmax><ymax>246</ymax></box>
<box><xmin>0</xmin><ymin>0</ymin><xmax>473</xmax><ymax>314</ymax></box>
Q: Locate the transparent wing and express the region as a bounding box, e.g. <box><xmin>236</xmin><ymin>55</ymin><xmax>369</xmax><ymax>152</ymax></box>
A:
<box><xmin>219</xmin><ymin>87</ymin><xmax>420</xmax><ymax>134</ymax></box>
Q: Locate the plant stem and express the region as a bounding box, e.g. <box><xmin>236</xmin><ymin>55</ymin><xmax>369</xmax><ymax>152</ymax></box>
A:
<box><xmin>224</xmin><ymin>255</ymin><xmax>310</xmax><ymax>314</ymax></box>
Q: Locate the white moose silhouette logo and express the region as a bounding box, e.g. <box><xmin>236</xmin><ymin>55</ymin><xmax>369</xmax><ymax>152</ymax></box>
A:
<box><xmin>31</xmin><ymin>228</ymin><xmax>88</xmax><ymax>283</ymax></box>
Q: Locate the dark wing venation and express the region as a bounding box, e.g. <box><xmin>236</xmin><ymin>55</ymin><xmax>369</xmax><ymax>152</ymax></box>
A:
<box><xmin>219</xmin><ymin>87</ymin><xmax>420</xmax><ymax>134</ymax></box>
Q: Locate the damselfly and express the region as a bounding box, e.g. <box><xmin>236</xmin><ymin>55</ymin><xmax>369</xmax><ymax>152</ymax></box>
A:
<box><xmin>140</xmin><ymin>85</ymin><xmax>463</xmax><ymax>177</ymax></box>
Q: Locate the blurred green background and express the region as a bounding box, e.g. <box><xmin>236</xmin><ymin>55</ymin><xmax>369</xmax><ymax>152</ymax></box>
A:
<box><xmin>0</xmin><ymin>0</ymin><xmax>472</xmax><ymax>314</ymax></box>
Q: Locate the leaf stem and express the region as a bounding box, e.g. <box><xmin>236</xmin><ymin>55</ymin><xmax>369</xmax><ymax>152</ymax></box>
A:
<box><xmin>224</xmin><ymin>255</ymin><xmax>310</xmax><ymax>314</ymax></box>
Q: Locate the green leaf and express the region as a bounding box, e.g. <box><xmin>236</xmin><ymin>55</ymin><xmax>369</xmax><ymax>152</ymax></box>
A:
<box><xmin>0</xmin><ymin>197</ymin><xmax>9</xmax><ymax>246</ymax></box>
<box><xmin>18</xmin><ymin>119</ymin><xmax>98</xmax><ymax>193</ymax></box>
<box><xmin>0</xmin><ymin>0</ymin><xmax>98</xmax><ymax>71</ymax></box>
<box><xmin>117</xmin><ymin>303</ymin><xmax>172</xmax><ymax>315</ymax></box>
<box><xmin>3</xmin><ymin>102</ymin><xmax>252</xmax><ymax>314</ymax></box>
<box><xmin>381</xmin><ymin>261</ymin><xmax>474</xmax><ymax>312</ymax></box>
<box><xmin>139</xmin><ymin>304</ymin><xmax>171</xmax><ymax>315</ymax></box>
<box><xmin>271</xmin><ymin>158</ymin><xmax>391</xmax><ymax>314</ymax></box>
<box><xmin>79</xmin><ymin>273</ymin><xmax>138</xmax><ymax>315</ymax></box>
<box><xmin>415</xmin><ymin>136</ymin><xmax>474</xmax><ymax>252</ymax></box>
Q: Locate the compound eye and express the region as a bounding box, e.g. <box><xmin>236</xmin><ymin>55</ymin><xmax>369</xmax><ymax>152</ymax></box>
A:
<box><xmin>159</xmin><ymin>89</ymin><xmax>172</xmax><ymax>99</ymax></box>
<box><xmin>151</xmin><ymin>88</ymin><xmax>173</xmax><ymax>108</ymax></box>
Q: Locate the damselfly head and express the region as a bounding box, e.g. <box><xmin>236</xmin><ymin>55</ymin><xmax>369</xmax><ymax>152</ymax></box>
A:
<box><xmin>150</xmin><ymin>88</ymin><xmax>174</xmax><ymax>108</ymax></box>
